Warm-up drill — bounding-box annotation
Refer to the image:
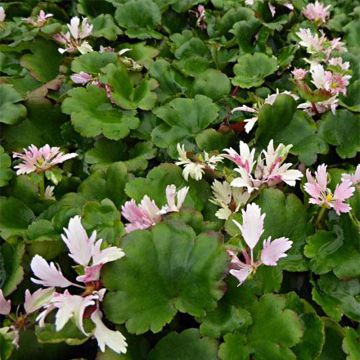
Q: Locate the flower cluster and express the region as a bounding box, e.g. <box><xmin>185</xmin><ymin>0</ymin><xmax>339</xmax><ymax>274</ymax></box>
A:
<box><xmin>121</xmin><ymin>184</ymin><xmax>189</xmax><ymax>233</ymax></box>
<box><xmin>304</xmin><ymin>164</ymin><xmax>355</xmax><ymax>214</ymax></box>
<box><xmin>294</xmin><ymin>21</ymin><xmax>350</xmax><ymax>115</ymax></box>
<box><xmin>13</xmin><ymin>144</ymin><xmax>77</xmax><ymax>175</ymax></box>
<box><xmin>231</xmin><ymin>90</ymin><xmax>298</xmax><ymax>133</ymax></box>
<box><xmin>176</xmin><ymin>144</ymin><xmax>223</xmax><ymax>181</ymax></box>
<box><xmin>54</xmin><ymin>16</ymin><xmax>93</xmax><ymax>54</ymax></box>
<box><xmin>303</xmin><ymin>1</ymin><xmax>331</xmax><ymax>25</ymax></box>
<box><xmin>25</xmin><ymin>10</ymin><xmax>53</xmax><ymax>27</ymax></box>
<box><xmin>29</xmin><ymin>216</ymin><xmax>127</xmax><ymax>354</ymax></box>
<box><xmin>225</xmin><ymin>140</ymin><xmax>303</xmax><ymax>193</ymax></box>
<box><xmin>228</xmin><ymin>203</ymin><xmax>292</xmax><ymax>285</ymax></box>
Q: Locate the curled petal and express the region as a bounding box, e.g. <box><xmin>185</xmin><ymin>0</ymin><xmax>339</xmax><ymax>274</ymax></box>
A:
<box><xmin>260</xmin><ymin>237</ymin><xmax>292</xmax><ymax>266</ymax></box>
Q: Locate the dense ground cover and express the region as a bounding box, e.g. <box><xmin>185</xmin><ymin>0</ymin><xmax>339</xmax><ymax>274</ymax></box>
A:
<box><xmin>0</xmin><ymin>0</ymin><xmax>359</xmax><ymax>359</ymax></box>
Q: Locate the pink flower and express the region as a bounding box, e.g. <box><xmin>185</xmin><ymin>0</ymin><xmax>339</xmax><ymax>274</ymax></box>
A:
<box><xmin>23</xmin><ymin>288</ymin><xmax>55</xmax><ymax>314</ymax></box>
<box><xmin>292</xmin><ymin>68</ymin><xmax>308</xmax><ymax>80</ymax></box>
<box><xmin>122</xmin><ymin>185</ymin><xmax>189</xmax><ymax>233</ymax></box>
<box><xmin>223</xmin><ymin>141</ymin><xmax>256</xmax><ymax>173</ymax></box>
<box><xmin>25</xmin><ymin>10</ymin><xmax>53</xmax><ymax>27</ymax></box>
<box><xmin>303</xmin><ymin>1</ymin><xmax>330</xmax><ymax>24</ymax></box>
<box><xmin>323</xmin><ymin>71</ymin><xmax>351</xmax><ymax>96</ymax></box>
<box><xmin>54</xmin><ymin>16</ymin><xmax>93</xmax><ymax>54</ymax></box>
<box><xmin>0</xmin><ymin>290</ymin><xmax>11</xmax><ymax>315</ymax></box>
<box><xmin>31</xmin><ymin>255</ymin><xmax>76</xmax><ymax>288</ymax></box>
<box><xmin>228</xmin><ymin>203</ymin><xmax>292</xmax><ymax>285</ymax></box>
<box><xmin>71</xmin><ymin>71</ymin><xmax>94</xmax><ymax>84</ymax></box>
<box><xmin>194</xmin><ymin>5</ymin><xmax>206</xmax><ymax>30</ymax></box>
<box><xmin>261</xmin><ymin>237</ymin><xmax>292</xmax><ymax>266</ymax></box>
<box><xmin>304</xmin><ymin>164</ymin><xmax>355</xmax><ymax>214</ymax></box>
<box><xmin>13</xmin><ymin>144</ymin><xmax>77</xmax><ymax>175</ymax></box>
<box><xmin>297</xmin><ymin>28</ymin><xmax>326</xmax><ymax>53</ymax></box>
<box><xmin>328</xmin><ymin>57</ymin><xmax>350</xmax><ymax>71</ymax></box>
<box><xmin>342</xmin><ymin>165</ymin><xmax>360</xmax><ymax>186</ymax></box>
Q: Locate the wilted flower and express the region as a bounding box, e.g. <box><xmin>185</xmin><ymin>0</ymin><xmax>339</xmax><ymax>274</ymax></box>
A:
<box><xmin>70</xmin><ymin>71</ymin><xmax>94</xmax><ymax>84</ymax></box>
<box><xmin>342</xmin><ymin>165</ymin><xmax>360</xmax><ymax>186</ymax></box>
<box><xmin>227</xmin><ymin>140</ymin><xmax>303</xmax><ymax>193</ymax></box>
<box><xmin>232</xmin><ymin>90</ymin><xmax>298</xmax><ymax>133</ymax></box>
<box><xmin>0</xmin><ymin>6</ymin><xmax>5</xmax><ymax>22</ymax></box>
<box><xmin>176</xmin><ymin>144</ymin><xmax>223</xmax><ymax>181</ymax></box>
<box><xmin>304</xmin><ymin>164</ymin><xmax>355</xmax><ymax>214</ymax></box>
<box><xmin>30</xmin><ymin>216</ymin><xmax>127</xmax><ymax>354</ymax></box>
<box><xmin>54</xmin><ymin>16</ymin><xmax>93</xmax><ymax>54</ymax></box>
<box><xmin>13</xmin><ymin>145</ymin><xmax>77</xmax><ymax>175</ymax></box>
<box><xmin>228</xmin><ymin>203</ymin><xmax>292</xmax><ymax>285</ymax></box>
<box><xmin>121</xmin><ymin>184</ymin><xmax>189</xmax><ymax>233</ymax></box>
<box><xmin>195</xmin><ymin>5</ymin><xmax>207</xmax><ymax>30</ymax></box>
<box><xmin>210</xmin><ymin>180</ymin><xmax>250</xmax><ymax>220</ymax></box>
<box><xmin>303</xmin><ymin>1</ymin><xmax>330</xmax><ymax>24</ymax></box>
<box><xmin>25</xmin><ymin>10</ymin><xmax>53</xmax><ymax>27</ymax></box>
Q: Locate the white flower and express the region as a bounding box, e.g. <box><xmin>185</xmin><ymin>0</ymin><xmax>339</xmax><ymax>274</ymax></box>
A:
<box><xmin>0</xmin><ymin>7</ymin><xmax>5</xmax><ymax>22</ymax></box>
<box><xmin>24</xmin><ymin>288</ymin><xmax>55</xmax><ymax>314</ymax></box>
<box><xmin>296</xmin><ymin>28</ymin><xmax>326</xmax><ymax>53</ymax></box>
<box><xmin>91</xmin><ymin>310</ymin><xmax>127</xmax><ymax>354</ymax></box>
<box><xmin>160</xmin><ymin>184</ymin><xmax>189</xmax><ymax>214</ymax></box>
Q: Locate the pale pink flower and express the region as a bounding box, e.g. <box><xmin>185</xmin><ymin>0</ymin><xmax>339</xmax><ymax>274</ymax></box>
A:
<box><xmin>194</xmin><ymin>5</ymin><xmax>206</xmax><ymax>30</ymax></box>
<box><xmin>323</xmin><ymin>71</ymin><xmax>351</xmax><ymax>96</ymax></box>
<box><xmin>0</xmin><ymin>7</ymin><xmax>5</xmax><ymax>22</ymax></box>
<box><xmin>13</xmin><ymin>144</ymin><xmax>77</xmax><ymax>175</ymax></box>
<box><xmin>91</xmin><ymin>310</ymin><xmax>127</xmax><ymax>354</ymax></box>
<box><xmin>61</xmin><ymin>216</ymin><xmax>124</xmax><ymax>282</ymax></box>
<box><xmin>122</xmin><ymin>185</ymin><xmax>189</xmax><ymax>233</ymax></box>
<box><xmin>71</xmin><ymin>71</ymin><xmax>94</xmax><ymax>84</ymax></box>
<box><xmin>31</xmin><ymin>255</ymin><xmax>76</xmax><ymax>288</ymax></box>
<box><xmin>0</xmin><ymin>290</ymin><xmax>11</xmax><ymax>315</ymax></box>
<box><xmin>23</xmin><ymin>288</ymin><xmax>55</xmax><ymax>314</ymax></box>
<box><xmin>229</xmin><ymin>140</ymin><xmax>302</xmax><ymax>193</ymax></box>
<box><xmin>223</xmin><ymin>141</ymin><xmax>256</xmax><ymax>173</ymax></box>
<box><xmin>342</xmin><ymin>165</ymin><xmax>360</xmax><ymax>186</ymax></box>
<box><xmin>25</xmin><ymin>10</ymin><xmax>53</xmax><ymax>27</ymax></box>
<box><xmin>304</xmin><ymin>164</ymin><xmax>355</xmax><ymax>214</ymax></box>
<box><xmin>303</xmin><ymin>1</ymin><xmax>330</xmax><ymax>24</ymax></box>
<box><xmin>328</xmin><ymin>57</ymin><xmax>350</xmax><ymax>71</ymax></box>
<box><xmin>261</xmin><ymin>237</ymin><xmax>292</xmax><ymax>266</ymax></box>
<box><xmin>160</xmin><ymin>184</ymin><xmax>189</xmax><ymax>214</ymax></box>
<box><xmin>297</xmin><ymin>95</ymin><xmax>339</xmax><ymax>116</ymax></box>
<box><xmin>54</xmin><ymin>16</ymin><xmax>93</xmax><ymax>54</ymax></box>
<box><xmin>292</xmin><ymin>68</ymin><xmax>308</xmax><ymax>80</ymax></box>
<box><xmin>228</xmin><ymin>203</ymin><xmax>292</xmax><ymax>285</ymax></box>
<box><xmin>268</xmin><ymin>3</ymin><xmax>276</xmax><ymax>17</ymax></box>
<box><xmin>297</xmin><ymin>28</ymin><xmax>326</xmax><ymax>53</ymax></box>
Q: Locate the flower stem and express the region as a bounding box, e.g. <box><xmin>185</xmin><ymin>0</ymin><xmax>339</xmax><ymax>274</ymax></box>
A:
<box><xmin>38</xmin><ymin>172</ymin><xmax>45</xmax><ymax>198</ymax></box>
<box><xmin>315</xmin><ymin>206</ymin><xmax>327</xmax><ymax>228</ymax></box>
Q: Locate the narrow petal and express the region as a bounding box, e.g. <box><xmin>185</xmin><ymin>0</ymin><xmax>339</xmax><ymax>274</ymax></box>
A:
<box><xmin>91</xmin><ymin>310</ymin><xmax>127</xmax><ymax>354</ymax></box>
<box><xmin>24</xmin><ymin>288</ymin><xmax>55</xmax><ymax>314</ymax></box>
<box><xmin>0</xmin><ymin>290</ymin><xmax>11</xmax><ymax>315</ymax></box>
<box><xmin>30</xmin><ymin>255</ymin><xmax>74</xmax><ymax>288</ymax></box>
<box><xmin>61</xmin><ymin>216</ymin><xmax>93</xmax><ymax>266</ymax></box>
<box><xmin>260</xmin><ymin>237</ymin><xmax>292</xmax><ymax>266</ymax></box>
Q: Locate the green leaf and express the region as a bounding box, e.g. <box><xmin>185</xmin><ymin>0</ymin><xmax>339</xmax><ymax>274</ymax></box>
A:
<box><xmin>114</xmin><ymin>0</ymin><xmax>162</xmax><ymax>39</ymax></box>
<box><xmin>305</xmin><ymin>215</ymin><xmax>360</xmax><ymax>278</ymax></box>
<box><xmin>20</xmin><ymin>39</ymin><xmax>62</xmax><ymax>82</ymax></box>
<box><xmin>219</xmin><ymin>332</ymin><xmax>251</xmax><ymax>360</ymax></box>
<box><xmin>256</xmin><ymin>94</ymin><xmax>328</xmax><ymax>165</ymax></box>
<box><xmin>81</xmin><ymin>199</ymin><xmax>125</xmax><ymax>244</ymax></box>
<box><xmin>247</xmin><ymin>294</ymin><xmax>304</xmax><ymax>360</ymax></box>
<box><xmin>151</xmin><ymin>95</ymin><xmax>219</xmax><ymax>156</ymax></box>
<box><xmin>192</xmin><ymin>69</ymin><xmax>231</xmax><ymax>100</ymax></box>
<box><xmin>232</xmin><ymin>53</ymin><xmax>278</xmax><ymax>88</ymax></box>
<box><xmin>318</xmin><ymin>109</ymin><xmax>360</xmax><ymax>159</ymax></box>
<box><xmin>319</xmin><ymin>319</ymin><xmax>346</xmax><ymax>360</ymax></box>
<box><xmin>0</xmin><ymin>146</ymin><xmax>13</xmax><ymax>187</ymax></box>
<box><xmin>0</xmin><ymin>197</ymin><xmax>35</xmax><ymax>240</ymax></box>
<box><xmin>342</xmin><ymin>328</ymin><xmax>360</xmax><ymax>360</ymax></box>
<box><xmin>199</xmin><ymin>300</ymin><xmax>252</xmax><ymax>338</ymax></box>
<box><xmin>102</xmin><ymin>221</ymin><xmax>227</xmax><ymax>334</ymax></box>
<box><xmin>62</xmin><ymin>86</ymin><xmax>140</xmax><ymax>140</ymax></box>
<box><xmin>0</xmin><ymin>84</ymin><xmax>27</xmax><ymax>125</ymax></box>
<box><xmin>71</xmin><ymin>51</ymin><xmax>118</xmax><ymax>74</ymax></box>
<box><xmin>92</xmin><ymin>14</ymin><xmax>122</xmax><ymax>40</ymax></box>
<box><xmin>255</xmin><ymin>188</ymin><xmax>310</xmax><ymax>271</ymax></box>
<box><xmin>0</xmin><ymin>241</ymin><xmax>25</xmax><ymax>296</ymax></box>
<box><xmin>148</xmin><ymin>329</ymin><xmax>218</xmax><ymax>360</ymax></box>
<box><xmin>100</xmin><ymin>63</ymin><xmax>157</xmax><ymax>110</ymax></box>
<box><xmin>120</xmin><ymin>42</ymin><xmax>159</xmax><ymax>69</ymax></box>
<box><xmin>0</xmin><ymin>330</ymin><xmax>14</xmax><ymax>360</ymax></box>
